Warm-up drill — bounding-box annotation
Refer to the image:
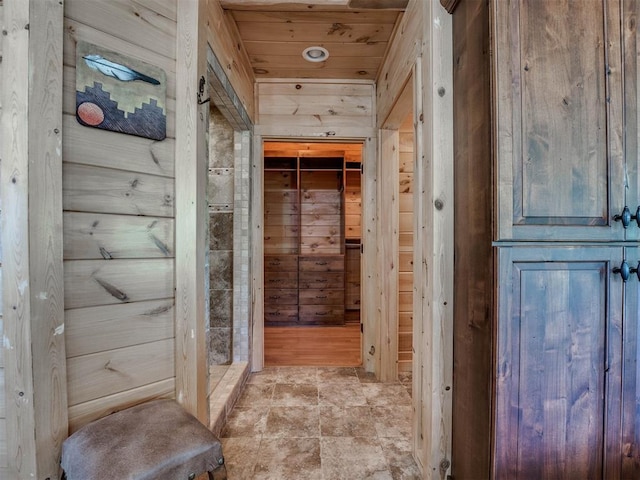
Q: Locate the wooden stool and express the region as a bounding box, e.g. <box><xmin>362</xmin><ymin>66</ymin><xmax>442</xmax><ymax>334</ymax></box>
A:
<box><xmin>61</xmin><ymin>399</ymin><xmax>227</xmax><ymax>480</ymax></box>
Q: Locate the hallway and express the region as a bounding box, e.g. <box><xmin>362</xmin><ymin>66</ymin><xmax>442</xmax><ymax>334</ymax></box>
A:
<box><xmin>220</xmin><ymin>367</ymin><xmax>420</xmax><ymax>479</ymax></box>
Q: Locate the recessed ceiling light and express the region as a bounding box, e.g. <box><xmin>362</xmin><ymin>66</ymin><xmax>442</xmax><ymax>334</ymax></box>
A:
<box><xmin>302</xmin><ymin>46</ymin><xmax>329</xmax><ymax>63</ymax></box>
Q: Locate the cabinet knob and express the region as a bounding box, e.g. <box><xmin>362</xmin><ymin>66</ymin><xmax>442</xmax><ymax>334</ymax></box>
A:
<box><xmin>613</xmin><ymin>206</ymin><xmax>640</xmax><ymax>228</ymax></box>
<box><xmin>613</xmin><ymin>260</ymin><xmax>632</xmax><ymax>282</ymax></box>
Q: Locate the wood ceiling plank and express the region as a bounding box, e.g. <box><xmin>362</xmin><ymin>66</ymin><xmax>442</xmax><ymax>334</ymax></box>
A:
<box><xmin>255</xmin><ymin>68</ymin><xmax>377</xmax><ymax>79</ymax></box>
<box><xmin>258</xmin><ymin>81</ymin><xmax>373</xmax><ymax>96</ymax></box>
<box><xmin>244</xmin><ymin>40</ymin><xmax>389</xmax><ymax>57</ymax></box>
<box><xmin>231</xmin><ymin>10</ymin><xmax>399</xmax><ymax>23</ymax></box>
<box><xmin>250</xmin><ymin>54</ymin><xmax>382</xmax><ymax>70</ymax></box>
<box><xmin>235</xmin><ymin>21</ymin><xmax>394</xmax><ymax>43</ymax></box>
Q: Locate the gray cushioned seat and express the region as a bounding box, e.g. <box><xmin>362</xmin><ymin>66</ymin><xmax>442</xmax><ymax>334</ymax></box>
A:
<box><xmin>61</xmin><ymin>399</ymin><xmax>226</xmax><ymax>480</ymax></box>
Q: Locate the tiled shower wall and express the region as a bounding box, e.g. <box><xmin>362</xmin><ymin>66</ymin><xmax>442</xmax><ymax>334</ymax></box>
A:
<box><xmin>208</xmin><ymin>107</ymin><xmax>234</xmax><ymax>364</ymax></box>
<box><xmin>207</xmin><ymin>106</ymin><xmax>251</xmax><ymax>365</ymax></box>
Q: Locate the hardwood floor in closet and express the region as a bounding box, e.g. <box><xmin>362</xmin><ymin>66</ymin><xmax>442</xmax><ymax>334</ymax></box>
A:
<box><xmin>264</xmin><ymin>324</ymin><xmax>361</xmax><ymax>367</ymax></box>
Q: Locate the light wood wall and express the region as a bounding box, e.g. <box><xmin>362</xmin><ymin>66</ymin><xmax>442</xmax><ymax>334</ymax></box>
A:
<box><xmin>256</xmin><ymin>80</ymin><xmax>376</xmax><ymax>135</ymax></box>
<box><xmin>63</xmin><ymin>0</ymin><xmax>178</xmax><ymax>432</ymax></box>
<box><xmin>398</xmin><ymin>130</ymin><xmax>414</xmax><ymax>373</ymax></box>
<box><xmin>0</xmin><ymin>1</ymin><xmax>5</xmax><ymax>472</ymax></box>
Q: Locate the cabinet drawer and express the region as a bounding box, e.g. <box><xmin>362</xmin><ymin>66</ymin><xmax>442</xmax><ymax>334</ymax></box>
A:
<box><xmin>264</xmin><ymin>271</ymin><xmax>298</xmax><ymax>289</ymax></box>
<box><xmin>264</xmin><ymin>306</ymin><xmax>298</xmax><ymax>324</ymax></box>
<box><xmin>264</xmin><ymin>289</ymin><xmax>298</xmax><ymax>305</ymax></box>
<box><xmin>265</xmin><ymin>255</ymin><xmax>298</xmax><ymax>272</ymax></box>
<box><xmin>299</xmin><ymin>255</ymin><xmax>344</xmax><ymax>272</ymax></box>
<box><xmin>299</xmin><ymin>289</ymin><xmax>344</xmax><ymax>305</ymax></box>
<box><xmin>299</xmin><ymin>271</ymin><xmax>344</xmax><ymax>289</ymax></box>
<box><xmin>298</xmin><ymin>305</ymin><xmax>344</xmax><ymax>325</ymax></box>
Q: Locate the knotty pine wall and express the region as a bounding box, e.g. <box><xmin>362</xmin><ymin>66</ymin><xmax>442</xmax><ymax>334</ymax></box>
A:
<box><xmin>62</xmin><ymin>0</ymin><xmax>177</xmax><ymax>432</ymax></box>
<box><xmin>398</xmin><ymin>130</ymin><xmax>414</xmax><ymax>373</ymax></box>
<box><xmin>0</xmin><ymin>0</ymin><xmax>6</xmax><ymax>471</ymax></box>
<box><xmin>256</xmin><ymin>80</ymin><xmax>375</xmax><ymax>133</ymax></box>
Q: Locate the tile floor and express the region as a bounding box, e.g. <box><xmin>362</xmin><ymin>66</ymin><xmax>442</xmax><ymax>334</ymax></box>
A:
<box><xmin>220</xmin><ymin>366</ymin><xmax>420</xmax><ymax>479</ymax></box>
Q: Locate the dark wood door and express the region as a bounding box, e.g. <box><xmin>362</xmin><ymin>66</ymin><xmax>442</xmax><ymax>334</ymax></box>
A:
<box><xmin>494</xmin><ymin>0</ymin><xmax>627</xmax><ymax>242</ymax></box>
<box><xmin>495</xmin><ymin>247</ymin><xmax>624</xmax><ymax>480</ymax></box>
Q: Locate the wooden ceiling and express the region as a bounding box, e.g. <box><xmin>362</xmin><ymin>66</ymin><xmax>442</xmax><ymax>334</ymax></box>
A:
<box><xmin>220</xmin><ymin>1</ymin><xmax>407</xmax><ymax>80</ymax></box>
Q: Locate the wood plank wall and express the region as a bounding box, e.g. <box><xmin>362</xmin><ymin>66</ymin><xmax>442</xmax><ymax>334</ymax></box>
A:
<box><xmin>62</xmin><ymin>0</ymin><xmax>178</xmax><ymax>432</ymax></box>
<box><xmin>398</xmin><ymin>130</ymin><xmax>414</xmax><ymax>373</ymax></box>
<box><xmin>257</xmin><ymin>80</ymin><xmax>375</xmax><ymax>134</ymax></box>
<box><xmin>0</xmin><ymin>0</ymin><xmax>5</xmax><ymax>472</ymax></box>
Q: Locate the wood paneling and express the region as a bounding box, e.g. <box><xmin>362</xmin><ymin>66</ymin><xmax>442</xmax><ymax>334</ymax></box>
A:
<box><xmin>175</xmin><ymin>0</ymin><xmax>209</xmax><ymax>422</ymax></box>
<box><xmin>376</xmin><ymin>0</ymin><xmax>422</xmax><ymax>127</ymax></box>
<box><xmin>378</xmin><ymin>129</ymin><xmax>399</xmax><ymax>382</ymax></box>
<box><xmin>65</xmin><ymin>0</ymin><xmax>177</xmax><ymax>59</ymax></box>
<box><xmin>67</xmin><ymin>378</ymin><xmax>175</xmax><ymax>433</ymax></box>
<box><xmin>63</xmin><ymin>164</ymin><xmax>175</xmax><ymax>218</ymax></box>
<box><xmin>257</xmin><ymin>81</ymin><xmax>375</xmax><ymax>131</ymax></box>
<box><xmin>63</xmin><ymin>116</ymin><xmax>176</xmax><ymax>177</ymax></box>
<box><xmin>65</xmin><ymin>300</ymin><xmax>175</xmax><ymax>358</ymax></box>
<box><xmin>450</xmin><ymin>0</ymin><xmax>493</xmax><ymax>477</ymax></box>
<box><xmin>398</xmin><ymin>131</ymin><xmax>413</xmax><ymax>374</ymax></box>
<box><xmin>206</xmin><ymin>0</ymin><xmax>255</xmax><ymax>121</ymax></box>
<box><xmin>67</xmin><ymin>339</ymin><xmax>175</xmax><ymax>406</ymax></box>
<box><xmin>495</xmin><ymin>247</ymin><xmax>620</xmax><ymax>479</ymax></box>
<box><xmin>494</xmin><ymin>0</ymin><xmax>624</xmax><ymax>241</ymax></box>
<box><xmin>2</xmin><ymin>0</ymin><xmax>67</xmax><ymax>477</ymax></box>
<box><xmin>64</xmin><ymin>259</ymin><xmax>174</xmax><ymax>309</ymax></box>
<box><xmin>228</xmin><ymin>8</ymin><xmax>401</xmax><ymax>80</ymax></box>
<box><xmin>64</xmin><ymin>212</ymin><xmax>174</xmax><ymax>260</ymax></box>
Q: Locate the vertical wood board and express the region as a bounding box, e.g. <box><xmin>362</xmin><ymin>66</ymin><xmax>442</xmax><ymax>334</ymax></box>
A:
<box><xmin>175</xmin><ymin>0</ymin><xmax>208</xmax><ymax>422</ymax></box>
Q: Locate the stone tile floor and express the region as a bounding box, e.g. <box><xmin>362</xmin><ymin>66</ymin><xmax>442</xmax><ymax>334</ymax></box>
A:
<box><xmin>220</xmin><ymin>366</ymin><xmax>420</xmax><ymax>479</ymax></box>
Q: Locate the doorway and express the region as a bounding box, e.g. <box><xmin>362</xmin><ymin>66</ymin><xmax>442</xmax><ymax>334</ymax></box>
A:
<box><xmin>262</xmin><ymin>141</ymin><xmax>363</xmax><ymax>367</ymax></box>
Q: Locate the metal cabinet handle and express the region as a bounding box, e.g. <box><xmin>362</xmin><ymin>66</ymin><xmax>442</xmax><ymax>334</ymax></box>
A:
<box><xmin>613</xmin><ymin>260</ymin><xmax>632</xmax><ymax>282</ymax></box>
<box><xmin>613</xmin><ymin>206</ymin><xmax>640</xmax><ymax>228</ymax></box>
<box><xmin>316</xmin><ymin>295</ymin><xmax>328</xmax><ymax>299</ymax></box>
<box><xmin>315</xmin><ymin>261</ymin><xmax>328</xmax><ymax>266</ymax></box>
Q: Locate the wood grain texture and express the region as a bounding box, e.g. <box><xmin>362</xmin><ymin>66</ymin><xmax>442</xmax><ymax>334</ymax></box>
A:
<box><xmin>495</xmin><ymin>247</ymin><xmax>620</xmax><ymax>479</ymax></box>
<box><xmin>257</xmin><ymin>80</ymin><xmax>375</xmax><ymax>130</ymax></box>
<box><xmin>66</xmin><ymin>339</ymin><xmax>175</xmax><ymax>406</ymax></box>
<box><xmin>361</xmin><ymin>136</ymin><xmax>378</xmax><ymax>373</ymax></box>
<box><xmin>65</xmin><ymin>0</ymin><xmax>177</xmax><ymax>59</ymax></box>
<box><xmin>207</xmin><ymin>0</ymin><xmax>255</xmax><ymax>121</ymax></box>
<box><xmin>229</xmin><ymin>8</ymin><xmax>401</xmax><ymax>80</ymax></box>
<box><xmin>64</xmin><ymin>259</ymin><xmax>174</xmax><ymax>309</ymax></box>
<box><xmin>63</xmin><ymin>212</ymin><xmax>175</xmax><ymax>260</ymax></box>
<box><xmin>63</xmin><ymin>163</ymin><xmax>175</xmax><ymax>217</ymax></box>
<box><xmin>264</xmin><ymin>325</ymin><xmax>361</xmax><ymax>366</ymax></box>
<box><xmin>67</xmin><ymin>378</ymin><xmax>175</xmax><ymax>433</ymax></box>
<box><xmin>28</xmin><ymin>1</ymin><xmax>68</xmax><ymax>477</ymax></box>
<box><xmin>378</xmin><ymin>128</ymin><xmax>399</xmax><ymax>382</ymax></box>
<box><xmin>494</xmin><ymin>0</ymin><xmax>624</xmax><ymax>241</ymax></box>
<box><xmin>65</xmin><ymin>299</ymin><xmax>175</xmax><ymax>358</ymax></box>
<box><xmin>175</xmin><ymin>0</ymin><xmax>208</xmax><ymax>422</ymax></box>
<box><xmin>1</xmin><ymin>1</ymin><xmax>38</xmax><ymax>475</ymax></box>
<box><xmin>63</xmin><ymin>116</ymin><xmax>176</xmax><ymax>177</ymax></box>
<box><xmin>398</xmin><ymin>131</ymin><xmax>413</xmax><ymax>373</ymax></box>
<box><xmin>376</xmin><ymin>0</ymin><xmax>422</xmax><ymax>127</ymax></box>
<box><xmin>410</xmin><ymin>1</ymin><xmax>454</xmax><ymax>473</ymax></box>
<box><xmin>251</xmin><ymin>135</ymin><xmax>266</xmax><ymax>371</ymax></box>
<box><xmin>450</xmin><ymin>0</ymin><xmax>493</xmax><ymax>477</ymax></box>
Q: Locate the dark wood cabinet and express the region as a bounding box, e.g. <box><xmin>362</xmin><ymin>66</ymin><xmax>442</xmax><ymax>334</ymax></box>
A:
<box><xmin>452</xmin><ymin>0</ymin><xmax>640</xmax><ymax>478</ymax></box>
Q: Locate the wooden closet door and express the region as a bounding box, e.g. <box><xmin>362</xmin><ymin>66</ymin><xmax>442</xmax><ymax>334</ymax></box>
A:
<box><xmin>495</xmin><ymin>246</ymin><xmax>623</xmax><ymax>480</ymax></box>
<box><xmin>494</xmin><ymin>0</ymin><xmax>625</xmax><ymax>242</ymax></box>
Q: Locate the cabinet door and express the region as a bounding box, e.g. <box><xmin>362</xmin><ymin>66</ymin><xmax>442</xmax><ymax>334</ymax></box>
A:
<box><xmin>495</xmin><ymin>247</ymin><xmax>624</xmax><ymax>479</ymax></box>
<box><xmin>623</xmin><ymin>0</ymin><xmax>640</xmax><ymax>242</ymax></box>
<box><xmin>622</xmin><ymin>247</ymin><xmax>640</xmax><ymax>476</ymax></box>
<box><xmin>494</xmin><ymin>0</ymin><xmax>625</xmax><ymax>241</ymax></box>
